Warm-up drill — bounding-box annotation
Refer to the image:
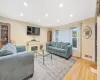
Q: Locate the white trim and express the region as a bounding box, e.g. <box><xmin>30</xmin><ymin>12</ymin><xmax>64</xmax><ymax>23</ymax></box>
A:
<box><xmin>93</xmin><ymin>24</ymin><xmax>96</xmax><ymax>62</ymax></box>
<box><xmin>83</xmin><ymin>56</ymin><xmax>93</xmax><ymax>61</ymax></box>
<box><xmin>71</xmin><ymin>27</ymin><xmax>81</xmax><ymax>57</ymax></box>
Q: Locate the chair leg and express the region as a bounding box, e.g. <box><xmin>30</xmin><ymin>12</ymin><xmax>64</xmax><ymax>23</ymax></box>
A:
<box><xmin>51</xmin><ymin>53</ymin><xmax>52</xmax><ymax>60</ymax></box>
<box><xmin>23</xmin><ymin>74</ymin><xmax>33</xmax><ymax>80</ymax></box>
<box><xmin>30</xmin><ymin>74</ymin><xmax>33</xmax><ymax>78</ymax></box>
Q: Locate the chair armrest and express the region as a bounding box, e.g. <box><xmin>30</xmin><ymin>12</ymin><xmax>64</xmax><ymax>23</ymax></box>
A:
<box><xmin>0</xmin><ymin>52</ymin><xmax>34</xmax><ymax>75</ymax></box>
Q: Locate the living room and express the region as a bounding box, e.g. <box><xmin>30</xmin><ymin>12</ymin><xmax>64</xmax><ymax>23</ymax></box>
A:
<box><xmin>0</xmin><ymin>0</ymin><xmax>98</xmax><ymax>80</ymax></box>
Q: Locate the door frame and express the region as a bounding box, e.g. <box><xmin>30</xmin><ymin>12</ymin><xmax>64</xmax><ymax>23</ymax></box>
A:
<box><xmin>95</xmin><ymin>23</ymin><xmax>97</xmax><ymax>62</ymax></box>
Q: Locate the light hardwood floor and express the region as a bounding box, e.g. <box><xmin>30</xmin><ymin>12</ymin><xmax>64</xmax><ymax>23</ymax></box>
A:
<box><xmin>63</xmin><ymin>58</ymin><xmax>97</xmax><ymax>80</ymax></box>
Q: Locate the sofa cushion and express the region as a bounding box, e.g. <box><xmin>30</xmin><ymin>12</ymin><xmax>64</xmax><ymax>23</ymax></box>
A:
<box><xmin>51</xmin><ymin>42</ymin><xmax>56</xmax><ymax>47</ymax></box>
<box><xmin>56</xmin><ymin>42</ymin><xmax>62</xmax><ymax>48</ymax></box>
<box><xmin>48</xmin><ymin>46</ymin><xmax>65</xmax><ymax>53</ymax></box>
<box><xmin>56</xmin><ymin>48</ymin><xmax>65</xmax><ymax>53</ymax></box>
<box><xmin>1</xmin><ymin>43</ymin><xmax>17</xmax><ymax>54</ymax></box>
<box><xmin>47</xmin><ymin>46</ymin><xmax>55</xmax><ymax>50</ymax></box>
<box><xmin>0</xmin><ymin>50</ymin><xmax>13</xmax><ymax>57</ymax></box>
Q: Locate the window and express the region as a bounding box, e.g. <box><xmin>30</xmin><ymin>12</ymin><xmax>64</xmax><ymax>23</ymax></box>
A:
<box><xmin>72</xmin><ymin>28</ymin><xmax>78</xmax><ymax>48</ymax></box>
<box><xmin>55</xmin><ymin>30</ymin><xmax>59</xmax><ymax>42</ymax></box>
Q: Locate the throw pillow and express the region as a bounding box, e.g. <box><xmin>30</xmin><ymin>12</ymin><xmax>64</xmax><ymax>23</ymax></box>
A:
<box><xmin>0</xmin><ymin>50</ymin><xmax>13</xmax><ymax>57</ymax></box>
<box><xmin>1</xmin><ymin>43</ymin><xmax>17</xmax><ymax>53</ymax></box>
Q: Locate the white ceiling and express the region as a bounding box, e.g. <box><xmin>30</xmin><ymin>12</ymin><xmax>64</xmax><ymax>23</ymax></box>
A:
<box><xmin>0</xmin><ymin>0</ymin><xmax>96</xmax><ymax>27</ymax></box>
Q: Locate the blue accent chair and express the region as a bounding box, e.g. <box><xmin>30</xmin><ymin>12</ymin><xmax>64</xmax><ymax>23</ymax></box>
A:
<box><xmin>0</xmin><ymin>45</ymin><xmax>34</xmax><ymax>80</ymax></box>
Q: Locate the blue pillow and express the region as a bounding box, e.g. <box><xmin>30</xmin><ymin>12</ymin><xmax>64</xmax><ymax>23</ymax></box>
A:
<box><xmin>1</xmin><ymin>43</ymin><xmax>17</xmax><ymax>54</ymax></box>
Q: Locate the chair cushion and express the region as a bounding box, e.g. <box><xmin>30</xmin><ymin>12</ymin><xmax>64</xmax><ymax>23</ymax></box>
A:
<box><xmin>1</xmin><ymin>43</ymin><xmax>17</xmax><ymax>53</ymax></box>
<box><xmin>0</xmin><ymin>50</ymin><xmax>13</xmax><ymax>57</ymax></box>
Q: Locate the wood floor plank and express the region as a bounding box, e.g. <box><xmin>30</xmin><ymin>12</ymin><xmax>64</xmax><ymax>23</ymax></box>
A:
<box><xmin>63</xmin><ymin>58</ymin><xmax>97</xmax><ymax>80</ymax></box>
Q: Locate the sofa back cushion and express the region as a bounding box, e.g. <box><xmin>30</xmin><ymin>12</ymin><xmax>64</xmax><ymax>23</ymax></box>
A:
<box><xmin>61</xmin><ymin>43</ymin><xmax>67</xmax><ymax>49</ymax></box>
<box><xmin>16</xmin><ymin>46</ymin><xmax>26</xmax><ymax>53</ymax></box>
<box><xmin>56</xmin><ymin>42</ymin><xmax>62</xmax><ymax>48</ymax></box>
<box><xmin>51</xmin><ymin>42</ymin><xmax>56</xmax><ymax>47</ymax></box>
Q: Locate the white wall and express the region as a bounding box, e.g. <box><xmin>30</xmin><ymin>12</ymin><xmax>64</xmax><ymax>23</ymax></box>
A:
<box><xmin>52</xmin><ymin>30</ymin><xmax>56</xmax><ymax>41</ymax></box>
<box><xmin>0</xmin><ymin>16</ymin><xmax>48</xmax><ymax>46</ymax></box>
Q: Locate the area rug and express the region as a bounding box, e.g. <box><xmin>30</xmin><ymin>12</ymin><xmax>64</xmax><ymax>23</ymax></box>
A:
<box><xmin>29</xmin><ymin>55</ymin><xmax>76</xmax><ymax>80</ymax></box>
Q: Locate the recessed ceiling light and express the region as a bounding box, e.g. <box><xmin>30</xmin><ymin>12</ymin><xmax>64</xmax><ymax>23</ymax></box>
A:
<box><xmin>60</xmin><ymin>3</ymin><xmax>63</xmax><ymax>8</ymax></box>
<box><xmin>38</xmin><ymin>20</ymin><xmax>40</xmax><ymax>22</ymax></box>
<box><xmin>20</xmin><ymin>13</ymin><xmax>24</xmax><ymax>16</ymax></box>
<box><xmin>57</xmin><ymin>20</ymin><xmax>59</xmax><ymax>22</ymax></box>
<box><xmin>70</xmin><ymin>14</ymin><xmax>73</xmax><ymax>18</ymax></box>
<box><xmin>24</xmin><ymin>2</ymin><xmax>28</xmax><ymax>7</ymax></box>
<box><xmin>45</xmin><ymin>13</ymin><xmax>48</xmax><ymax>16</ymax></box>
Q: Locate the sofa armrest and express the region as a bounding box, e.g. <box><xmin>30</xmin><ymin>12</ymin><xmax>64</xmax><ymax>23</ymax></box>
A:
<box><xmin>67</xmin><ymin>45</ymin><xmax>72</xmax><ymax>55</ymax></box>
<box><xmin>46</xmin><ymin>43</ymin><xmax>51</xmax><ymax>49</ymax></box>
<box><xmin>16</xmin><ymin>45</ymin><xmax>26</xmax><ymax>53</ymax></box>
<box><xmin>0</xmin><ymin>52</ymin><xmax>34</xmax><ymax>76</ymax></box>
<box><xmin>64</xmin><ymin>44</ymin><xmax>68</xmax><ymax>52</ymax></box>
<box><xmin>46</xmin><ymin>43</ymin><xmax>51</xmax><ymax>46</ymax></box>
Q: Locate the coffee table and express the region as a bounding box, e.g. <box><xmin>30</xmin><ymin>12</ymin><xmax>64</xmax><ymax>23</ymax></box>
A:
<box><xmin>36</xmin><ymin>49</ymin><xmax>53</xmax><ymax>65</ymax></box>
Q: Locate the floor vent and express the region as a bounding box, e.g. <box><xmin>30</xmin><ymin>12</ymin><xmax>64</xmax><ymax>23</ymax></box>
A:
<box><xmin>85</xmin><ymin>55</ymin><xmax>92</xmax><ymax>59</ymax></box>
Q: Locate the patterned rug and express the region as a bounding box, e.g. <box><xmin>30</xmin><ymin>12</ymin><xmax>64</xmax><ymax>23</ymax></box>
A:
<box><xmin>29</xmin><ymin>54</ymin><xmax>76</xmax><ymax>80</ymax></box>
